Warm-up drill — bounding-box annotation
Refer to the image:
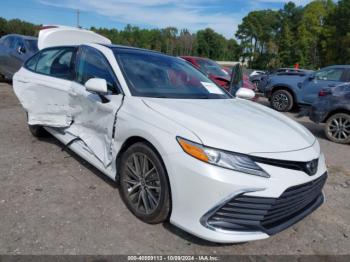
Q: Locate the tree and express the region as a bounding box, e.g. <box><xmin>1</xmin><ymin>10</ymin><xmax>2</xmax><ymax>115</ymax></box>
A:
<box><xmin>322</xmin><ymin>0</ymin><xmax>350</xmax><ymax>65</ymax></box>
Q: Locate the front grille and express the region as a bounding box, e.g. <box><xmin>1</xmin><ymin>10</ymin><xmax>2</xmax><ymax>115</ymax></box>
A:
<box><xmin>205</xmin><ymin>173</ymin><xmax>327</xmax><ymax>235</ymax></box>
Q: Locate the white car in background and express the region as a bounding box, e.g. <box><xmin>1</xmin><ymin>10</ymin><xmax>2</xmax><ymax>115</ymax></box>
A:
<box><xmin>13</xmin><ymin>26</ymin><xmax>327</xmax><ymax>243</ymax></box>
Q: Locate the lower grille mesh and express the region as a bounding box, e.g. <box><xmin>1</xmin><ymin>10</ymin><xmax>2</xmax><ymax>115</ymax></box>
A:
<box><xmin>206</xmin><ymin>173</ymin><xmax>327</xmax><ymax>235</ymax></box>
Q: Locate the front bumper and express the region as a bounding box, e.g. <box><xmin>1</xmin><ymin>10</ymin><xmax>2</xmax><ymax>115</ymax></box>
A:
<box><xmin>164</xmin><ymin>145</ymin><xmax>327</xmax><ymax>243</ymax></box>
<box><xmin>201</xmin><ymin>173</ymin><xmax>326</xmax><ymax>236</ymax></box>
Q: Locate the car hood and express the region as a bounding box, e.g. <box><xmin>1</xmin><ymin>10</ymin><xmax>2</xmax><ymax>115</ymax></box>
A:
<box><xmin>143</xmin><ymin>98</ymin><xmax>316</xmax><ymax>154</ymax></box>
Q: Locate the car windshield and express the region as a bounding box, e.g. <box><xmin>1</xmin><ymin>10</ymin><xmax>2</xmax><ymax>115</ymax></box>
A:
<box><xmin>25</xmin><ymin>39</ymin><xmax>38</xmax><ymax>52</ymax></box>
<box><xmin>114</xmin><ymin>49</ymin><xmax>231</xmax><ymax>99</ymax></box>
<box><xmin>197</xmin><ymin>59</ymin><xmax>228</xmax><ymax>78</ymax></box>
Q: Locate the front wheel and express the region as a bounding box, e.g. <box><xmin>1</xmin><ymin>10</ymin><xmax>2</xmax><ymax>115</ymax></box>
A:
<box><xmin>119</xmin><ymin>142</ymin><xmax>171</xmax><ymax>224</ymax></box>
<box><xmin>270</xmin><ymin>90</ymin><xmax>294</xmax><ymax>112</ymax></box>
<box><xmin>325</xmin><ymin>113</ymin><xmax>350</xmax><ymax>144</ymax></box>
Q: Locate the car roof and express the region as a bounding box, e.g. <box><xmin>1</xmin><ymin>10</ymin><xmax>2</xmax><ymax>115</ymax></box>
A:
<box><xmin>102</xmin><ymin>44</ymin><xmax>162</xmax><ymax>54</ymax></box>
<box><xmin>323</xmin><ymin>65</ymin><xmax>350</xmax><ymax>69</ymax></box>
<box><xmin>1</xmin><ymin>34</ymin><xmax>37</xmax><ymax>40</ymax></box>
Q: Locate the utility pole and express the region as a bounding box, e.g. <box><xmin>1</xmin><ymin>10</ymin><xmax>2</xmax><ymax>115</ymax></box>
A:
<box><xmin>76</xmin><ymin>9</ymin><xmax>80</xmax><ymax>28</ymax></box>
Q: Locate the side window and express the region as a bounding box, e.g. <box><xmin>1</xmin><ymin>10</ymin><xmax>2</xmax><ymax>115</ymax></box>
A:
<box><xmin>315</xmin><ymin>68</ymin><xmax>344</xmax><ymax>81</ymax></box>
<box><xmin>76</xmin><ymin>46</ymin><xmax>119</xmax><ymax>93</ymax></box>
<box><xmin>9</xmin><ymin>37</ymin><xmax>17</xmax><ymax>49</ymax></box>
<box><xmin>35</xmin><ymin>47</ymin><xmax>75</xmax><ymax>80</ymax></box>
<box><xmin>3</xmin><ymin>36</ymin><xmax>13</xmax><ymax>48</ymax></box>
<box><xmin>344</xmin><ymin>69</ymin><xmax>350</xmax><ymax>82</ymax></box>
<box><xmin>25</xmin><ymin>53</ymin><xmax>40</xmax><ymax>71</ymax></box>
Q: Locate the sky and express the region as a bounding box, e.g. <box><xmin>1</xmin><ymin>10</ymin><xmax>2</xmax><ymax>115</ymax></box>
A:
<box><xmin>0</xmin><ymin>0</ymin><xmax>311</xmax><ymax>39</ymax></box>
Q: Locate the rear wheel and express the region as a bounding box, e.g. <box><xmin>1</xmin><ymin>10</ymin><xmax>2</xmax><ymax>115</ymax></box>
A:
<box><xmin>119</xmin><ymin>142</ymin><xmax>170</xmax><ymax>224</ymax></box>
<box><xmin>271</xmin><ymin>89</ymin><xmax>294</xmax><ymax>112</ymax></box>
<box><xmin>28</xmin><ymin>124</ymin><xmax>47</xmax><ymax>137</ymax></box>
<box><xmin>26</xmin><ymin>113</ymin><xmax>47</xmax><ymax>137</ymax></box>
<box><xmin>325</xmin><ymin>113</ymin><xmax>350</xmax><ymax>144</ymax></box>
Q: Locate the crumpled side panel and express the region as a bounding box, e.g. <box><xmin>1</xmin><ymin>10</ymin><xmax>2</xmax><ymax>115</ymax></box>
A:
<box><xmin>64</xmin><ymin>89</ymin><xmax>120</xmax><ymax>167</ymax></box>
<box><xmin>14</xmin><ymin>72</ymin><xmax>121</xmax><ymax>168</ymax></box>
<box><xmin>14</xmin><ymin>80</ymin><xmax>73</xmax><ymax>127</ymax></box>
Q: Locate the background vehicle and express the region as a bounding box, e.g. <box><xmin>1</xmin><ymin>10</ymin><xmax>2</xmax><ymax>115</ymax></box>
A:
<box><xmin>264</xmin><ymin>65</ymin><xmax>350</xmax><ymax>112</ymax></box>
<box><xmin>309</xmin><ymin>84</ymin><xmax>350</xmax><ymax>144</ymax></box>
<box><xmin>249</xmin><ymin>70</ymin><xmax>266</xmax><ymax>89</ymax></box>
<box><xmin>250</xmin><ymin>70</ymin><xmax>265</xmax><ymax>77</ymax></box>
<box><xmin>0</xmin><ymin>34</ymin><xmax>38</xmax><ymax>80</ymax></box>
<box><xmin>254</xmin><ymin>68</ymin><xmax>310</xmax><ymax>93</ymax></box>
<box><xmin>180</xmin><ymin>56</ymin><xmax>255</xmax><ymax>91</ymax></box>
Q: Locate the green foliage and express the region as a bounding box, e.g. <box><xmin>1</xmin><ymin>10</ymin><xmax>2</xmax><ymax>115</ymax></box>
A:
<box><xmin>236</xmin><ymin>0</ymin><xmax>347</xmax><ymax>69</ymax></box>
<box><xmin>0</xmin><ymin>17</ymin><xmax>241</xmax><ymax>61</ymax></box>
<box><xmin>0</xmin><ymin>18</ymin><xmax>37</xmax><ymax>37</ymax></box>
<box><xmin>92</xmin><ymin>26</ymin><xmax>241</xmax><ymax>60</ymax></box>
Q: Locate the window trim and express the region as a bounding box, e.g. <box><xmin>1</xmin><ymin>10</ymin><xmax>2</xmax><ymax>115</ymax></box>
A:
<box><xmin>24</xmin><ymin>45</ymin><xmax>77</xmax><ymax>81</ymax></box>
<box><xmin>315</xmin><ymin>68</ymin><xmax>346</xmax><ymax>82</ymax></box>
<box><xmin>74</xmin><ymin>45</ymin><xmax>123</xmax><ymax>95</ymax></box>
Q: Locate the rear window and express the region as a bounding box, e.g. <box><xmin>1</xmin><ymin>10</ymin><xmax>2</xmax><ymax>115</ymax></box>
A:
<box><xmin>24</xmin><ymin>39</ymin><xmax>38</xmax><ymax>53</ymax></box>
<box><xmin>25</xmin><ymin>47</ymin><xmax>75</xmax><ymax>80</ymax></box>
<box><xmin>2</xmin><ymin>36</ymin><xmax>14</xmax><ymax>48</ymax></box>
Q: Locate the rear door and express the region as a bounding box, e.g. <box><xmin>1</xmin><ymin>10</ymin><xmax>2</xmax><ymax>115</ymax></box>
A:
<box><xmin>299</xmin><ymin>67</ymin><xmax>346</xmax><ymax>105</ymax></box>
<box><xmin>69</xmin><ymin>45</ymin><xmax>124</xmax><ymax>166</ymax></box>
<box><xmin>14</xmin><ymin>46</ymin><xmax>77</xmax><ymax>127</ymax></box>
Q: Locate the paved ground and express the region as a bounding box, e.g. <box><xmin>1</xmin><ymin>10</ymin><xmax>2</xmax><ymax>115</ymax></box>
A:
<box><xmin>0</xmin><ymin>82</ymin><xmax>349</xmax><ymax>255</ymax></box>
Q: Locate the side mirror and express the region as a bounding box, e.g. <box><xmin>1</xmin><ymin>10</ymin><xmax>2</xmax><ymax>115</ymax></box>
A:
<box><xmin>17</xmin><ymin>46</ymin><xmax>26</xmax><ymax>54</ymax></box>
<box><xmin>236</xmin><ymin>87</ymin><xmax>255</xmax><ymax>100</ymax></box>
<box><xmin>85</xmin><ymin>78</ymin><xmax>108</xmax><ymax>94</ymax></box>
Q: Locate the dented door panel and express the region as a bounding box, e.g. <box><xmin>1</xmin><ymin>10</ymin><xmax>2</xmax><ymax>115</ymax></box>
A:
<box><xmin>64</xmin><ymin>82</ymin><xmax>123</xmax><ymax>167</ymax></box>
<box><xmin>13</xmin><ymin>68</ymin><xmax>74</xmax><ymax>127</ymax></box>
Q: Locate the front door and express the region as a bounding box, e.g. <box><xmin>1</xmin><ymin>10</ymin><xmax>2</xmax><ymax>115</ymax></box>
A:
<box><xmin>68</xmin><ymin>45</ymin><xmax>124</xmax><ymax>167</ymax></box>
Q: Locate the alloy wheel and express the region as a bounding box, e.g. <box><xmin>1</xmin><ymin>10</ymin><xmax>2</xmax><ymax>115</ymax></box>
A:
<box><xmin>123</xmin><ymin>153</ymin><xmax>161</xmax><ymax>214</ymax></box>
<box><xmin>327</xmin><ymin>115</ymin><xmax>350</xmax><ymax>142</ymax></box>
<box><xmin>272</xmin><ymin>93</ymin><xmax>289</xmax><ymax>111</ymax></box>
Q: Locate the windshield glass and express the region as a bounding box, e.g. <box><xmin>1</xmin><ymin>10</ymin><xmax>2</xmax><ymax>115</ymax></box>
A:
<box><xmin>114</xmin><ymin>49</ymin><xmax>230</xmax><ymax>99</ymax></box>
<box><xmin>197</xmin><ymin>59</ymin><xmax>228</xmax><ymax>78</ymax></box>
<box><xmin>25</xmin><ymin>39</ymin><xmax>38</xmax><ymax>53</ymax></box>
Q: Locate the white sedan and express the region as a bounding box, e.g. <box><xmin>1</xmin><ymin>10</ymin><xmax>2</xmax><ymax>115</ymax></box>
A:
<box><xmin>13</xmin><ymin>26</ymin><xmax>327</xmax><ymax>243</ymax></box>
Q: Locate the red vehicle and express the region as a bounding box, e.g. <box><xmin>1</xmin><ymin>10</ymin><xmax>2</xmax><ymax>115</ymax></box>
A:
<box><xmin>180</xmin><ymin>56</ymin><xmax>255</xmax><ymax>91</ymax></box>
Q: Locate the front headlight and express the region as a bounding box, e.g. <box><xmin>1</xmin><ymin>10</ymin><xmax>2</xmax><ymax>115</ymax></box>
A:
<box><xmin>177</xmin><ymin>137</ymin><xmax>270</xmax><ymax>178</ymax></box>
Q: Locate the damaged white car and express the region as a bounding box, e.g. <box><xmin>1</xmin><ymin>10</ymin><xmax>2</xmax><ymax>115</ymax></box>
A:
<box><xmin>13</xmin><ymin>26</ymin><xmax>327</xmax><ymax>243</ymax></box>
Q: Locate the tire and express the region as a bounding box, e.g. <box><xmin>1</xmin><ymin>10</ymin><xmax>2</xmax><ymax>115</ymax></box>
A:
<box><xmin>28</xmin><ymin>124</ymin><xmax>47</xmax><ymax>138</ymax></box>
<box><xmin>270</xmin><ymin>89</ymin><xmax>294</xmax><ymax>112</ymax></box>
<box><xmin>26</xmin><ymin>113</ymin><xmax>47</xmax><ymax>137</ymax></box>
<box><xmin>119</xmin><ymin>142</ymin><xmax>171</xmax><ymax>224</ymax></box>
<box><xmin>325</xmin><ymin>113</ymin><xmax>350</xmax><ymax>144</ymax></box>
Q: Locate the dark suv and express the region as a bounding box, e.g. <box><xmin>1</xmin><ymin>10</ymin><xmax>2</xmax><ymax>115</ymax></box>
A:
<box><xmin>264</xmin><ymin>65</ymin><xmax>350</xmax><ymax>112</ymax></box>
<box><xmin>0</xmin><ymin>34</ymin><xmax>38</xmax><ymax>80</ymax></box>
<box><xmin>309</xmin><ymin>83</ymin><xmax>350</xmax><ymax>144</ymax></box>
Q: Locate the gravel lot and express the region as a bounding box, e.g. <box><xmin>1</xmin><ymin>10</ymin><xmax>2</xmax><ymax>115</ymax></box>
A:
<box><xmin>0</xmin><ymin>82</ymin><xmax>349</xmax><ymax>255</ymax></box>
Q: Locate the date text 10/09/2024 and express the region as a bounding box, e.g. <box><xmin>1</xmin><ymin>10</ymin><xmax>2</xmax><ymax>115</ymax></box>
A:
<box><xmin>127</xmin><ymin>256</ymin><xmax>220</xmax><ymax>261</ymax></box>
